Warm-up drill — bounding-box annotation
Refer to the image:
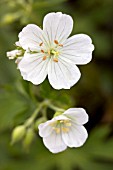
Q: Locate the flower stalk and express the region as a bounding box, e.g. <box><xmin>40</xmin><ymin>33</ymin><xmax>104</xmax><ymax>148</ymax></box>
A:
<box><xmin>24</xmin><ymin>100</ymin><xmax>49</xmax><ymax>128</ymax></box>
<box><xmin>48</xmin><ymin>104</ymin><xmax>65</xmax><ymax>112</ymax></box>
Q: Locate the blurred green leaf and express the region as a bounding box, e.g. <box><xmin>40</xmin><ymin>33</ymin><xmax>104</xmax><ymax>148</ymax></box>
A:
<box><xmin>0</xmin><ymin>84</ymin><xmax>36</xmax><ymax>131</ymax></box>
<box><xmin>0</xmin><ymin>126</ymin><xmax>113</xmax><ymax>170</ymax></box>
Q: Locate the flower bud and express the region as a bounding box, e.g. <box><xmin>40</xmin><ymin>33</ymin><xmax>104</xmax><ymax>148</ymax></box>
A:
<box><xmin>23</xmin><ymin>128</ymin><xmax>35</xmax><ymax>151</ymax></box>
<box><xmin>11</xmin><ymin>125</ymin><xmax>26</xmax><ymax>145</ymax></box>
<box><xmin>7</xmin><ymin>49</ymin><xmax>23</xmax><ymax>59</ymax></box>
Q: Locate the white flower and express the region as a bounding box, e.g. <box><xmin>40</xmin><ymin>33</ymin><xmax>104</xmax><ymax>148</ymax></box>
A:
<box><xmin>18</xmin><ymin>12</ymin><xmax>94</xmax><ymax>89</ymax></box>
<box><xmin>7</xmin><ymin>49</ymin><xmax>22</xmax><ymax>59</ymax></box>
<box><xmin>38</xmin><ymin>108</ymin><xmax>88</xmax><ymax>153</ymax></box>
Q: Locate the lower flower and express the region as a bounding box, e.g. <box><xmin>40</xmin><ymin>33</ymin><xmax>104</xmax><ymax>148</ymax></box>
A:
<box><xmin>38</xmin><ymin>108</ymin><xmax>88</xmax><ymax>153</ymax></box>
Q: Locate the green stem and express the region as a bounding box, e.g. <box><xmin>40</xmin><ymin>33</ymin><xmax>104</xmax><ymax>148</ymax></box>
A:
<box><xmin>49</xmin><ymin>104</ymin><xmax>65</xmax><ymax>112</ymax></box>
<box><xmin>24</xmin><ymin>100</ymin><xmax>65</xmax><ymax>128</ymax></box>
<box><xmin>24</xmin><ymin>100</ymin><xmax>49</xmax><ymax>127</ymax></box>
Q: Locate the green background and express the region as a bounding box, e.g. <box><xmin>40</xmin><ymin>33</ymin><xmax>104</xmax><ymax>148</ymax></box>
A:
<box><xmin>0</xmin><ymin>0</ymin><xmax>113</xmax><ymax>170</ymax></box>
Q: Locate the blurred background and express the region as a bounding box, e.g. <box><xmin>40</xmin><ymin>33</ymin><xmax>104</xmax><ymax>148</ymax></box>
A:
<box><xmin>0</xmin><ymin>0</ymin><xmax>113</xmax><ymax>169</ymax></box>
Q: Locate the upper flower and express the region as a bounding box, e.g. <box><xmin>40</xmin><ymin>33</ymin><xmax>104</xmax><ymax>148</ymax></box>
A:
<box><xmin>8</xmin><ymin>12</ymin><xmax>94</xmax><ymax>89</ymax></box>
<box><xmin>38</xmin><ymin>108</ymin><xmax>88</xmax><ymax>153</ymax></box>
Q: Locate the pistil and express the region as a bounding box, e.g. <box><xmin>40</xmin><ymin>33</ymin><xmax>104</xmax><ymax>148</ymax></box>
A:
<box><xmin>40</xmin><ymin>40</ymin><xmax>63</xmax><ymax>62</ymax></box>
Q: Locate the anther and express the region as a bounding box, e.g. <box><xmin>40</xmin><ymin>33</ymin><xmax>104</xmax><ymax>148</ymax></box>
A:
<box><xmin>59</xmin><ymin>44</ymin><xmax>63</xmax><ymax>47</ymax></box>
<box><xmin>54</xmin><ymin>40</ymin><xmax>59</xmax><ymax>45</ymax></box>
<box><xmin>61</xmin><ymin>127</ymin><xmax>69</xmax><ymax>133</ymax></box>
<box><xmin>39</xmin><ymin>42</ymin><xmax>43</xmax><ymax>46</ymax></box>
<box><xmin>53</xmin><ymin>127</ymin><xmax>60</xmax><ymax>134</ymax></box>
<box><xmin>42</xmin><ymin>56</ymin><xmax>47</xmax><ymax>61</ymax></box>
<box><xmin>65</xmin><ymin>122</ymin><xmax>71</xmax><ymax>127</ymax></box>
<box><xmin>41</xmin><ymin>49</ymin><xmax>45</xmax><ymax>53</ymax></box>
<box><xmin>53</xmin><ymin>58</ymin><xmax>58</xmax><ymax>62</ymax></box>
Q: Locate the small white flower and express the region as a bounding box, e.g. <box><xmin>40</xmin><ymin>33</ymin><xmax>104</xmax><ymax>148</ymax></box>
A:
<box><xmin>7</xmin><ymin>49</ymin><xmax>22</xmax><ymax>59</ymax></box>
<box><xmin>38</xmin><ymin>108</ymin><xmax>88</xmax><ymax>153</ymax></box>
<box><xmin>17</xmin><ymin>12</ymin><xmax>94</xmax><ymax>90</ymax></box>
<box><xmin>7</xmin><ymin>41</ymin><xmax>24</xmax><ymax>65</ymax></box>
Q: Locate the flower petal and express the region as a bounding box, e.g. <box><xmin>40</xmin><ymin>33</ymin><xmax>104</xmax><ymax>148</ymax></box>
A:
<box><xmin>38</xmin><ymin>120</ymin><xmax>54</xmax><ymax>138</ymax></box>
<box><xmin>43</xmin><ymin>12</ymin><xmax>73</xmax><ymax>45</ymax></box>
<box><xmin>53</xmin><ymin>115</ymin><xmax>68</xmax><ymax>121</ymax></box>
<box><xmin>64</xmin><ymin>108</ymin><xmax>88</xmax><ymax>125</ymax></box>
<box><xmin>18</xmin><ymin>52</ymin><xmax>49</xmax><ymax>85</ymax></box>
<box><xmin>61</xmin><ymin>34</ymin><xmax>94</xmax><ymax>64</ymax></box>
<box><xmin>62</xmin><ymin>124</ymin><xmax>88</xmax><ymax>147</ymax></box>
<box><xmin>43</xmin><ymin>131</ymin><xmax>67</xmax><ymax>153</ymax></box>
<box><xmin>19</xmin><ymin>24</ymin><xmax>49</xmax><ymax>51</ymax></box>
<box><xmin>48</xmin><ymin>58</ymin><xmax>81</xmax><ymax>89</ymax></box>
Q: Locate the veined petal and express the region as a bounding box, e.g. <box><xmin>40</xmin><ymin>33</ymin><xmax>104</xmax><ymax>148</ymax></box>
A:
<box><xmin>38</xmin><ymin>120</ymin><xmax>54</xmax><ymax>138</ymax></box>
<box><xmin>18</xmin><ymin>52</ymin><xmax>49</xmax><ymax>85</ymax></box>
<box><xmin>61</xmin><ymin>34</ymin><xmax>94</xmax><ymax>64</ymax></box>
<box><xmin>48</xmin><ymin>58</ymin><xmax>81</xmax><ymax>90</ymax></box>
<box><xmin>43</xmin><ymin>131</ymin><xmax>67</xmax><ymax>153</ymax></box>
<box><xmin>62</xmin><ymin>124</ymin><xmax>88</xmax><ymax>147</ymax></box>
<box><xmin>43</xmin><ymin>12</ymin><xmax>73</xmax><ymax>45</ymax></box>
<box><xmin>19</xmin><ymin>24</ymin><xmax>49</xmax><ymax>51</ymax></box>
<box><xmin>64</xmin><ymin>108</ymin><xmax>88</xmax><ymax>125</ymax></box>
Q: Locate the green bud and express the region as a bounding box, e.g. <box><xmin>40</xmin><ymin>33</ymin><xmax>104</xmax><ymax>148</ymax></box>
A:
<box><xmin>11</xmin><ymin>125</ymin><xmax>26</xmax><ymax>145</ymax></box>
<box><xmin>23</xmin><ymin>128</ymin><xmax>35</xmax><ymax>151</ymax></box>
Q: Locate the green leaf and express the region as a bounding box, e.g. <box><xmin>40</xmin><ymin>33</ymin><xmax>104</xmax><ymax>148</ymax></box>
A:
<box><xmin>0</xmin><ymin>84</ymin><xmax>36</xmax><ymax>131</ymax></box>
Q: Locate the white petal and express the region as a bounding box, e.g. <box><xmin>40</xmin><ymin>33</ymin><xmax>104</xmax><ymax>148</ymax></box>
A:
<box><xmin>18</xmin><ymin>52</ymin><xmax>49</xmax><ymax>85</ymax></box>
<box><xmin>53</xmin><ymin>115</ymin><xmax>68</xmax><ymax>121</ymax></box>
<box><xmin>15</xmin><ymin>57</ymin><xmax>23</xmax><ymax>66</ymax></box>
<box><xmin>48</xmin><ymin>58</ymin><xmax>81</xmax><ymax>90</ymax></box>
<box><xmin>38</xmin><ymin>120</ymin><xmax>54</xmax><ymax>137</ymax></box>
<box><xmin>64</xmin><ymin>108</ymin><xmax>88</xmax><ymax>125</ymax></box>
<box><xmin>19</xmin><ymin>24</ymin><xmax>49</xmax><ymax>51</ymax></box>
<box><xmin>43</xmin><ymin>131</ymin><xmax>67</xmax><ymax>153</ymax></box>
<box><xmin>15</xmin><ymin>41</ymin><xmax>21</xmax><ymax>47</ymax></box>
<box><xmin>62</xmin><ymin>124</ymin><xmax>88</xmax><ymax>147</ymax></box>
<box><xmin>43</xmin><ymin>12</ymin><xmax>73</xmax><ymax>45</ymax></box>
<box><xmin>61</xmin><ymin>34</ymin><xmax>94</xmax><ymax>64</ymax></box>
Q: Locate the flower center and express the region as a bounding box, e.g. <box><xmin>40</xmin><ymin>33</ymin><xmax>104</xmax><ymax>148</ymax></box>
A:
<box><xmin>40</xmin><ymin>39</ymin><xmax>63</xmax><ymax>62</ymax></box>
<box><xmin>50</xmin><ymin>119</ymin><xmax>71</xmax><ymax>134</ymax></box>
<box><xmin>50</xmin><ymin>49</ymin><xmax>59</xmax><ymax>56</ymax></box>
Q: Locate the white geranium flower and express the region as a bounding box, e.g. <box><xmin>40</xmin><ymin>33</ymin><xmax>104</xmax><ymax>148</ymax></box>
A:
<box><xmin>38</xmin><ymin>108</ymin><xmax>88</xmax><ymax>153</ymax></box>
<box><xmin>18</xmin><ymin>12</ymin><xmax>94</xmax><ymax>89</ymax></box>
